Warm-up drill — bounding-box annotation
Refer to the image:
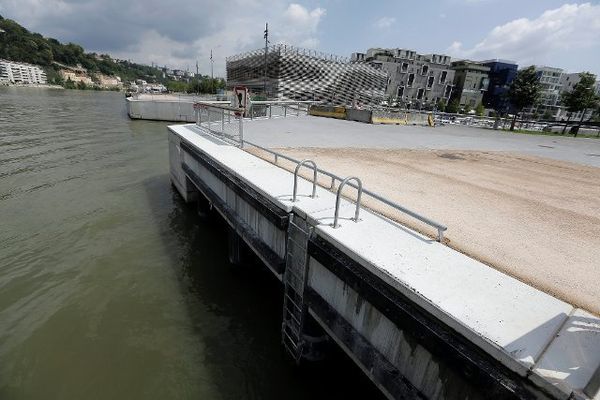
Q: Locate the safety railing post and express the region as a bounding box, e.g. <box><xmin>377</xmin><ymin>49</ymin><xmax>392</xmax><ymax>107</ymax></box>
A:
<box><xmin>221</xmin><ymin>109</ymin><xmax>225</xmax><ymax>133</ymax></box>
<box><xmin>333</xmin><ymin>177</ymin><xmax>363</xmax><ymax>228</ymax></box>
<box><xmin>292</xmin><ymin>160</ymin><xmax>318</xmax><ymax>202</ymax></box>
<box><xmin>269</xmin><ymin>104</ymin><xmax>272</xmax><ymax>119</ymax></box>
<box><xmin>284</xmin><ymin>104</ymin><xmax>287</xmax><ymax>118</ymax></box>
<box><xmin>238</xmin><ymin>112</ymin><xmax>244</xmax><ymax>148</ymax></box>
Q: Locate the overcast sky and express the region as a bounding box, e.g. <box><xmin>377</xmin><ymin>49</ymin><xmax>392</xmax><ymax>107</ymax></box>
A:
<box><xmin>1</xmin><ymin>0</ymin><xmax>599</xmax><ymax>77</ymax></box>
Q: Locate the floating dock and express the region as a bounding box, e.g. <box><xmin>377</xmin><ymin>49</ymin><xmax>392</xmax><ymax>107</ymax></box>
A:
<box><xmin>167</xmin><ymin>103</ymin><xmax>600</xmax><ymax>400</ymax></box>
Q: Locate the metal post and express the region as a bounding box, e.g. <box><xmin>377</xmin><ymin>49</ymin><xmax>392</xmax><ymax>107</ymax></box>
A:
<box><xmin>284</xmin><ymin>104</ymin><xmax>287</xmax><ymax>118</ymax></box>
<box><xmin>238</xmin><ymin>113</ymin><xmax>244</xmax><ymax>148</ymax></box>
<box><xmin>333</xmin><ymin>177</ymin><xmax>363</xmax><ymax>228</ymax></box>
<box><xmin>292</xmin><ymin>159</ymin><xmax>318</xmax><ymax>202</ymax></box>
<box><xmin>221</xmin><ymin>109</ymin><xmax>225</xmax><ymax>132</ymax></box>
<box><xmin>208</xmin><ymin>109</ymin><xmax>211</xmax><ymax>131</ymax></box>
<box><xmin>269</xmin><ymin>104</ymin><xmax>272</xmax><ymax>119</ymax></box>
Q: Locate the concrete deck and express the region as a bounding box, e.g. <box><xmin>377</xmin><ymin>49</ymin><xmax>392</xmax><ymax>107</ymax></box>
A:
<box><xmin>170</xmin><ymin>122</ymin><xmax>600</xmax><ymax>398</ymax></box>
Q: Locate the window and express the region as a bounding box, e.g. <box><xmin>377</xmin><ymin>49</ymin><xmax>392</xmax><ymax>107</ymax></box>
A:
<box><xmin>401</xmin><ymin>62</ymin><xmax>409</xmax><ymax>72</ymax></box>
<box><xmin>421</xmin><ymin>65</ymin><xmax>429</xmax><ymax>75</ymax></box>
<box><xmin>439</xmin><ymin>70</ymin><xmax>448</xmax><ymax>84</ymax></box>
<box><xmin>397</xmin><ymin>86</ymin><xmax>405</xmax><ymax>98</ymax></box>
<box><xmin>427</xmin><ymin>76</ymin><xmax>435</xmax><ymax>89</ymax></box>
<box><xmin>407</xmin><ymin>73</ymin><xmax>415</xmax><ymax>87</ymax></box>
<box><xmin>444</xmin><ymin>84</ymin><xmax>452</xmax><ymax>98</ymax></box>
<box><xmin>416</xmin><ymin>88</ymin><xmax>424</xmax><ymax>100</ymax></box>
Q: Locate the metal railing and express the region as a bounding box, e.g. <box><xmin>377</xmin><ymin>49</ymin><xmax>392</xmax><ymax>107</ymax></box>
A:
<box><xmin>194</xmin><ymin>100</ymin><xmax>313</xmax><ymax>147</ymax></box>
<box><xmin>248</xmin><ymin>101</ymin><xmax>312</xmax><ymax>120</ymax></box>
<box><xmin>244</xmin><ymin>140</ymin><xmax>448</xmax><ymax>242</ymax></box>
<box><xmin>292</xmin><ymin>160</ymin><xmax>318</xmax><ymax>202</ymax></box>
<box><xmin>333</xmin><ymin>177</ymin><xmax>362</xmax><ymax>229</ymax></box>
<box><xmin>195</xmin><ymin>102</ymin><xmax>245</xmax><ymax>146</ymax></box>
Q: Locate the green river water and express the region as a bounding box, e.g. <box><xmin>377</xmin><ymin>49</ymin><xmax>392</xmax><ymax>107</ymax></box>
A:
<box><xmin>0</xmin><ymin>88</ymin><xmax>380</xmax><ymax>400</ymax></box>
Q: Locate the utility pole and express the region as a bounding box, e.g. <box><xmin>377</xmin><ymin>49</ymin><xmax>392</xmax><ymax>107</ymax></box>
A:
<box><xmin>263</xmin><ymin>22</ymin><xmax>269</xmax><ymax>97</ymax></box>
<box><xmin>210</xmin><ymin>49</ymin><xmax>214</xmax><ymax>94</ymax></box>
<box><xmin>196</xmin><ymin>60</ymin><xmax>199</xmax><ymax>77</ymax></box>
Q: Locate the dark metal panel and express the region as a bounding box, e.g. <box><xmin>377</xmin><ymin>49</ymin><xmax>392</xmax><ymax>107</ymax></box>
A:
<box><xmin>180</xmin><ymin>140</ymin><xmax>289</xmax><ymax>230</ymax></box>
<box><xmin>306</xmin><ymin>287</ymin><xmax>425</xmax><ymax>400</ymax></box>
<box><xmin>308</xmin><ymin>234</ymin><xmax>547</xmax><ymax>400</ymax></box>
<box><xmin>183</xmin><ymin>163</ymin><xmax>286</xmax><ymax>274</ymax></box>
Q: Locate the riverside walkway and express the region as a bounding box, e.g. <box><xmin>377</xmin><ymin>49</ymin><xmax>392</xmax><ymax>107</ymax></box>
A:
<box><xmin>168</xmin><ymin>104</ymin><xmax>600</xmax><ymax>400</ymax></box>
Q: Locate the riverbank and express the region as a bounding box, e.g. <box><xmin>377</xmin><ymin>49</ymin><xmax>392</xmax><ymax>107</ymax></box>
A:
<box><xmin>0</xmin><ymin>83</ymin><xmax>64</xmax><ymax>89</ymax></box>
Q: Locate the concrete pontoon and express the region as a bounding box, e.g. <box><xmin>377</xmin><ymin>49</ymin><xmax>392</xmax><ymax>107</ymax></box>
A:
<box><xmin>167</xmin><ymin>105</ymin><xmax>600</xmax><ymax>399</ymax></box>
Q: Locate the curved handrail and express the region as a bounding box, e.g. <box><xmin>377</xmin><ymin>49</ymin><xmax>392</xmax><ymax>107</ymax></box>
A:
<box><xmin>333</xmin><ymin>177</ymin><xmax>363</xmax><ymax>228</ymax></box>
<box><xmin>292</xmin><ymin>159</ymin><xmax>318</xmax><ymax>202</ymax></box>
<box><xmin>243</xmin><ymin>140</ymin><xmax>447</xmax><ymax>242</ymax></box>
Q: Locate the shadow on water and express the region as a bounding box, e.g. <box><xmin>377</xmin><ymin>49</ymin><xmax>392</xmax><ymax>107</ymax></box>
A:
<box><xmin>142</xmin><ymin>174</ymin><xmax>385</xmax><ymax>400</ymax></box>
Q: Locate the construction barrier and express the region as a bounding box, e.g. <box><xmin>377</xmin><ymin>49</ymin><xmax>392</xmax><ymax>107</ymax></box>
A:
<box><xmin>308</xmin><ymin>105</ymin><xmax>347</xmax><ymax>119</ymax></box>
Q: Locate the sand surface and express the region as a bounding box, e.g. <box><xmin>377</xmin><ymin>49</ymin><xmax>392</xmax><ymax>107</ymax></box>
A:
<box><xmin>247</xmin><ymin>147</ymin><xmax>600</xmax><ymax>315</ymax></box>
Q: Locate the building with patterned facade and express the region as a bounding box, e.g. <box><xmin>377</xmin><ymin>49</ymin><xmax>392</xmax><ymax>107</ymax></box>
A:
<box><xmin>0</xmin><ymin>59</ymin><xmax>47</xmax><ymax>84</ymax></box>
<box><xmin>352</xmin><ymin>48</ymin><xmax>455</xmax><ymax>109</ymax></box>
<box><xmin>226</xmin><ymin>45</ymin><xmax>388</xmax><ymax>107</ymax></box>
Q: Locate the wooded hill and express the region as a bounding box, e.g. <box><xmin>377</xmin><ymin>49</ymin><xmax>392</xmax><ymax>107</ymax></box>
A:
<box><xmin>0</xmin><ymin>15</ymin><xmax>164</xmax><ymax>84</ymax></box>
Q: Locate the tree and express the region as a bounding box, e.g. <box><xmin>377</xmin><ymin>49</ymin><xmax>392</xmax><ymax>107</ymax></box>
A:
<box><xmin>475</xmin><ymin>102</ymin><xmax>485</xmax><ymax>116</ymax></box>
<box><xmin>560</xmin><ymin>72</ymin><xmax>599</xmax><ymax>137</ymax></box>
<box><xmin>446</xmin><ymin>99</ymin><xmax>460</xmax><ymax>114</ymax></box>
<box><xmin>436</xmin><ymin>98</ymin><xmax>446</xmax><ymax>112</ymax></box>
<box><xmin>507</xmin><ymin>66</ymin><xmax>541</xmax><ymax>131</ymax></box>
<box><xmin>461</xmin><ymin>104</ymin><xmax>472</xmax><ymax>115</ymax></box>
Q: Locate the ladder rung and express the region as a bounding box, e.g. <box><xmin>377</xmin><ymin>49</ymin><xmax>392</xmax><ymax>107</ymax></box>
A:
<box><xmin>283</xmin><ymin>331</ymin><xmax>300</xmax><ymax>350</ymax></box>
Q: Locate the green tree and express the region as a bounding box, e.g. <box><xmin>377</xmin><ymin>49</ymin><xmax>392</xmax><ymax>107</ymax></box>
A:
<box><xmin>560</xmin><ymin>72</ymin><xmax>599</xmax><ymax>137</ymax></box>
<box><xmin>507</xmin><ymin>66</ymin><xmax>541</xmax><ymax>131</ymax></box>
<box><xmin>446</xmin><ymin>99</ymin><xmax>460</xmax><ymax>114</ymax></box>
<box><xmin>461</xmin><ymin>104</ymin><xmax>472</xmax><ymax>114</ymax></box>
<box><xmin>436</xmin><ymin>98</ymin><xmax>446</xmax><ymax>112</ymax></box>
<box><xmin>64</xmin><ymin>77</ymin><xmax>75</xmax><ymax>89</ymax></box>
<box><xmin>475</xmin><ymin>102</ymin><xmax>485</xmax><ymax>116</ymax></box>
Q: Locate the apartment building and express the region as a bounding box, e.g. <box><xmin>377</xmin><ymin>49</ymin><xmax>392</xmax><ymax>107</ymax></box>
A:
<box><xmin>557</xmin><ymin>72</ymin><xmax>598</xmax><ymax>121</ymax></box>
<box><xmin>353</xmin><ymin>48</ymin><xmax>455</xmax><ymax>108</ymax></box>
<box><xmin>450</xmin><ymin>60</ymin><xmax>490</xmax><ymax>108</ymax></box>
<box><xmin>0</xmin><ymin>59</ymin><xmax>47</xmax><ymax>84</ymax></box>
<box><xmin>525</xmin><ymin>66</ymin><xmax>564</xmax><ymax>119</ymax></box>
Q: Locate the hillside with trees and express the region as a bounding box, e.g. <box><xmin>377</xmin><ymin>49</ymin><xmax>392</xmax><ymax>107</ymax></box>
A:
<box><xmin>0</xmin><ymin>15</ymin><xmax>226</xmax><ymax>93</ymax></box>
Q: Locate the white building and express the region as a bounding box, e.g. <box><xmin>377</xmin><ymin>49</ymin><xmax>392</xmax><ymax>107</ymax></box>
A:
<box><xmin>0</xmin><ymin>59</ymin><xmax>47</xmax><ymax>84</ymax></box>
<box><xmin>556</xmin><ymin>72</ymin><xmax>597</xmax><ymax>121</ymax></box>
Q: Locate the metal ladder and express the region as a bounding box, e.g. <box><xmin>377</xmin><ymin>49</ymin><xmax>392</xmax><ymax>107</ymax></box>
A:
<box><xmin>282</xmin><ymin>160</ymin><xmax>318</xmax><ymax>362</ymax></box>
<box><xmin>282</xmin><ymin>214</ymin><xmax>311</xmax><ymax>362</ymax></box>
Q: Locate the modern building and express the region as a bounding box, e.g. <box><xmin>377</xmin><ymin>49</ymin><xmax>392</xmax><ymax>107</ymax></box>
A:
<box><xmin>524</xmin><ymin>66</ymin><xmax>564</xmax><ymax>119</ymax></box>
<box><xmin>226</xmin><ymin>44</ymin><xmax>388</xmax><ymax>107</ymax></box>
<box><xmin>0</xmin><ymin>59</ymin><xmax>47</xmax><ymax>84</ymax></box>
<box><xmin>556</xmin><ymin>72</ymin><xmax>598</xmax><ymax>121</ymax></box>
<box><xmin>353</xmin><ymin>48</ymin><xmax>454</xmax><ymax>108</ymax></box>
<box><xmin>480</xmin><ymin>59</ymin><xmax>518</xmax><ymax>113</ymax></box>
<box><xmin>449</xmin><ymin>60</ymin><xmax>490</xmax><ymax>109</ymax></box>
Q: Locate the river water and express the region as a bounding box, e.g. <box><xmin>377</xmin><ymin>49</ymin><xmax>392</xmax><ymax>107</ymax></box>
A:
<box><xmin>0</xmin><ymin>88</ymin><xmax>380</xmax><ymax>400</ymax></box>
